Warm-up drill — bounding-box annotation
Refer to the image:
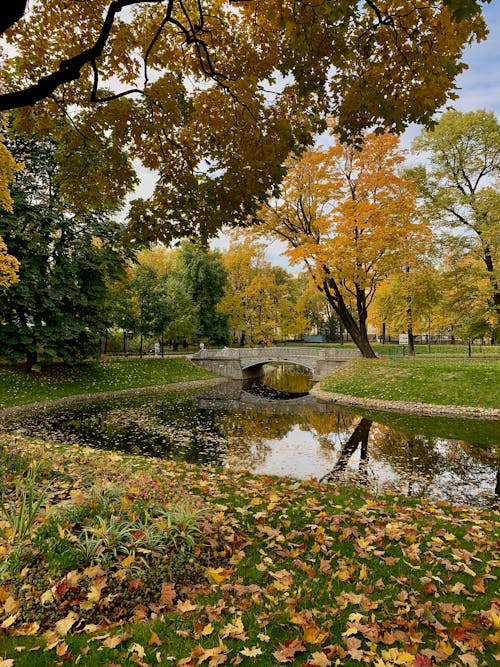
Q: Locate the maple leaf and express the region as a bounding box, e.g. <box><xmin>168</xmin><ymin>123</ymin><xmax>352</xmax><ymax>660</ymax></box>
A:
<box><xmin>148</xmin><ymin>630</ymin><xmax>162</xmax><ymax>646</ymax></box>
<box><xmin>160</xmin><ymin>582</ymin><xmax>177</xmax><ymax>607</ymax></box>
<box><xmin>303</xmin><ymin>622</ymin><xmax>328</xmax><ymax>645</ymax></box>
<box><xmin>205</xmin><ymin>567</ymin><xmax>228</xmax><ymax>585</ymax></box>
<box><xmin>176</xmin><ymin>599</ymin><xmax>199</xmax><ymax>614</ymax></box>
<box><xmin>308</xmin><ymin>651</ymin><xmax>332</xmax><ymax>666</ymax></box>
<box><xmin>240</xmin><ymin>646</ymin><xmax>262</xmax><ymax>657</ymax></box>
<box><xmin>273</xmin><ymin>639</ymin><xmax>307</xmax><ymax>663</ymax></box>
<box><xmin>54</xmin><ymin>611</ymin><xmax>78</xmax><ymax>637</ymax></box>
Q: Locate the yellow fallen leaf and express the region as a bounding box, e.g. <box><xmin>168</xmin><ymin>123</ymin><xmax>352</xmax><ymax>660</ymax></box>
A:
<box><xmin>40</xmin><ymin>589</ymin><xmax>54</xmax><ymax>605</ymax></box>
<box><xmin>148</xmin><ymin>630</ymin><xmax>162</xmax><ymax>646</ymax></box>
<box><xmin>102</xmin><ymin>631</ymin><xmax>133</xmax><ymax>649</ymax></box>
<box><xmin>176</xmin><ymin>599</ymin><xmax>199</xmax><ymax>614</ymax></box>
<box><xmin>0</xmin><ymin>659</ymin><xmax>14</xmax><ymax>666</ymax></box>
<box><xmin>56</xmin><ymin>523</ymin><xmax>65</xmax><ymax>539</ymax></box>
<box><xmin>240</xmin><ymin>646</ymin><xmax>262</xmax><ymax>657</ymax></box>
<box><xmin>55</xmin><ymin>611</ymin><xmax>78</xmax><ymax>636</ymax></box>
<box><xmin>12</xmin><ymin>621</ymin><xmax>39</xmax><ymax>636</ymax></box>
<box><xmin>56</xmin><ymin>641</ymin><xmax>68</xmax><ymax>656</ymax></box>
<box><xmin>4</xmin><ymin>596</ymin><xmax>19</xmax><ymax>615</ymax></box>
<box><xmin>121</xmin><ymin>554</ymin><xmax>135</xmax><ymax>568</ymax></box>
<box><xmin>439</xmin><ymin>641</ymin><xmax>454</xmax><ymax>656</ymax></box>
<box><xmin>303</xmin><ymin>623</ymin><xmax>327</xmax><ymax>645</ymax></box>
<box><xmin>1</xmin><ymin>614</ymin><xmax>19</xmax><ymax>629</ymax></box>
<box><xmin>43</xmin><ymin>629</ymin><xmax>62</xmax><ymax>650</ymax></box>
<box><xmin>201</xmin><ymin>623</ymin><xmax>214</xmax><ymax>636</ymax></box>
<box><xmin>129</xmin><ymin>642</ymin><xmax>146</xmax><ymax>658</ymax></box>
<box><xmin>205</xmin><ymin>567</ymin><xmax>227</xmax><ymax>585</ymax></box>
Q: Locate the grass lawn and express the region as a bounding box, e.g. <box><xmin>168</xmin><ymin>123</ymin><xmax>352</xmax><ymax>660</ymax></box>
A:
<box><xmin>0</xmin><ymin>358</ymin><xmax>215</xmax><ymax>409</ymax></box>
<box><xmin>320</xmin><ymin>358</ymin><xmax>500</xmax><ymax>409</ymax></box>
<box><xmin>294</xmin><ymin>342</ymin><xmax>500</xmax><ymax>358</ymax></box>
<box><xmin>0</xmin><ymin>433</ymin><xmax>498</xmax><ymax>666</ymax></box>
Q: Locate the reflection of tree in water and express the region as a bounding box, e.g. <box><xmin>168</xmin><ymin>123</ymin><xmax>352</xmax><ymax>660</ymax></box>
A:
<box><xmin>369</xmin><ymin>427</ymin><xmax>445</xmax><ymax>497</ymax></box>
<box><xmin>370</xmin><ymin>427</ymin><xmax>499</xmax><ymax>504</ymax></box>
<box><xmin>263</xmin><ymin>364</ymin><xmax>313</xmax><ymax>394</ymax></box>
<box><xmin>214</xmin><ymin>410</ymin><xmax>296</xmax><ymax>469</ymax></box>
<box><xmin>320</xmin><ymin>418</ymin><xmax>372</xmax><ymax>485</ymax></box>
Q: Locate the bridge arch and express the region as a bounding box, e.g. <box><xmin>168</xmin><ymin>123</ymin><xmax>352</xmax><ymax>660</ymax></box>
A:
<box><xmin>192</xmin><ymin>347</ymin><xmax>360</xmax><ymax>382</ymax></box>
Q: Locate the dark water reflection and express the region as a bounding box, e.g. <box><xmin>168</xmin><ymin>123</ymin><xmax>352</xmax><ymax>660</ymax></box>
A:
<box><xmin>1</xmin><ymin>375</ymin><xmax>498</xmax><ymax>508</ymax></box>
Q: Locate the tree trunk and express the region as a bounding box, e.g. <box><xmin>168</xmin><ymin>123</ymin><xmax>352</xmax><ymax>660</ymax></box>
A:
<box><xmin>26</xmin><ymin>349</ymin><xmax>38</xmax><ymax>367</ymax></box>
<box><xmin>406</xmin><ymin>267</ymin><xmax>415</xmax><ymax>355</ymax></box>
<box><xmin>381</xmin><ymin>321</ymin><xmax>386</xmax><ymax>344</ymax></box>
<box><xmin>322</xmin><ymin>276</ymin><xmax>377</xmax><ymax>358</ymax></box>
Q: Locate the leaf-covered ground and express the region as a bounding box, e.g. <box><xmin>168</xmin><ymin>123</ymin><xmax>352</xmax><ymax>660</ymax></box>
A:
<box><xmin>0</xmin><ymin>433</ymin><xmax>498</xmax><ymax>667</ymax></box>
<box><xmin>0</xmin><ymin>358</ymin><xmax>214</xmax><ymax>409</ymax></box>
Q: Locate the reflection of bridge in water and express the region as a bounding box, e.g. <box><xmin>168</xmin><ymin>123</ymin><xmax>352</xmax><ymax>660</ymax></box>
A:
<box><xmin>192</xmin><ymin>346</ymin><xmax>360</xmax><ymax>382</ymax></box>
<box><xmin>193</xmin><ymin>380</ymin><xmax>343</xmax><ymax>414</ymax></box>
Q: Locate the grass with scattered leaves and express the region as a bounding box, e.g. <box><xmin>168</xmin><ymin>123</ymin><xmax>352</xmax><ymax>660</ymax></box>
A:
<box><xmin>320</xmin><ymin>358</ymin><xmax>500</xmax><ymax>409</ymax></box>
<box><xmin>0</xmin><ymin>358</ymin><xmax>214</xmax><ymax>409</ymax></box>
<box><xmin>0</xmin><ymin>434</ymin><xmax>498</xmax><ymax>666</ymax></box>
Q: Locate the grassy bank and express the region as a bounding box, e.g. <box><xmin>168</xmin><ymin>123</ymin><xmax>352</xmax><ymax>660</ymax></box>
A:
<box><xmin>0</xmin><ymin>434</ymin><xmax>498</xmax><ymax>666</ymax></box>
<box><xmin>321</xmin><ymin>358</ymin><xmax>500</xmax><ymax>409</ymax></box>
<box><xmin>0</xmin><ymin>358</ymin><xmax>214</xmax><ymax>409</ymax></box>
<box><xmin>294</xmin><ymin>342</ymin><xmax>500</xmax><ymax>358</ymax></box>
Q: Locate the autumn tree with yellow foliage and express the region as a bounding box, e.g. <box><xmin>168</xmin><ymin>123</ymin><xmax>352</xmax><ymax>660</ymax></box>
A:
<box><xmin>0</xmin><ymin>1</ymin><xmax>489</xmax><ymax>242</ymax></box>
<box><xmin>0</xmin><ymin>130</ymin><xmax>19</xmax><ymax>287</ymax></box>
<box><xmin>257</xmin><ymin>132</ymin><xmax>431</xmax><ymax>357</ymax></box>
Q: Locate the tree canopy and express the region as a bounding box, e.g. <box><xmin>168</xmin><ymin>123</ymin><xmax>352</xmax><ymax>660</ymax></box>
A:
<box><xmin>412</xmin><ymin>109</ymin><xmax>500</xmax><ymax>336</ymax></box>
<box><xmin>256</xmin><ymin>130</ymin><xmax>431</xmax><ymax>357</ymax></box>
<box><xmin>0</xmin><ymin>1</ymin><xmax>490</xmax><ymax>242</ymax></box>
<box><xmin>0</xmin><ymin>136</ymin><xmax>130</xmax><ymax>365</ymax></box>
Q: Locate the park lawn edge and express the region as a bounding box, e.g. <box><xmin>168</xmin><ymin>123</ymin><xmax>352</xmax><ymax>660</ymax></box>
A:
<box><xmin>319</xmin><ymin>358</ymin><xmax>500</xmax><ymax>412</ymax></box>
<box><xmin>0</xmin><ymin>357</ymin><xmax>216</xmax><ymax>410</ymax></box>
<box><xmin>0</xmin><ymin>434</ymin><xmax>498</xmax><ymax>667</ymax></box>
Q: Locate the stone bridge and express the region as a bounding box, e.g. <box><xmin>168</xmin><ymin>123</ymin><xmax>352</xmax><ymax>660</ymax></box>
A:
<box><xmin>191</xmin><ymin>346</ymin><xmax>360</xmax><ymax>382</ymax></box>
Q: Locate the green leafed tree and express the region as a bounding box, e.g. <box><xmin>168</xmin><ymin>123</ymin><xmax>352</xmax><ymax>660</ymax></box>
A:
<box><xmin>0</xmin><ymin>136</ymin><xmax>130</xmax><ymax>365</ymax></box>
<box><xmin>176</xmin><ymin>241</ymin><xmax>230</xmax><ymax>346</ymax></box>
<box><xmin>412</xmin><ymin>109</ymin><xmax>500</xmax><ymax>335</ymax></box>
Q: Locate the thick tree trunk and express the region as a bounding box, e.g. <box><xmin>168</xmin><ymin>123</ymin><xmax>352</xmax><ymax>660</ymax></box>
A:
<box><xmin>322</xmin><ymin>276</ymin><xmax>377</xmax><ymax>358</ymax></box>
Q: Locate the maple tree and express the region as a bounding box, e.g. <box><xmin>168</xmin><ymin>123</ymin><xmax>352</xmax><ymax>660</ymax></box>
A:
<box><xmin>0</xmin><ymin>1</ymin><xmax>490</xmax><ymax>242</ymax></box>
<box><xmin>412</xmin><ymin>109</ymin><xmax>500</xmax><ymax>338</ymax></box>
<box><xmin>218</xmin><ymin>236</ymin><xmax>309</xmax><ymax>344</ymax></box>
<box><xmin>257</xmin><ymin>131</ymin><xmax>431</xmax><ymax>357</ymax></box>
<box><xmin>0</xmin><ymin>130</ymin><xmax>19</xmax><ymax>288</ymax></box>
<box><xmin>371</xmin><ymin>265</ymin><xmax>442</xmax><ymax>349</ymax></box>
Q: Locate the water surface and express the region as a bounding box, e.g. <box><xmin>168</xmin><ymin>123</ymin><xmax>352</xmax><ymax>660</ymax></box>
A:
<box><xmin>2</xmin><ymin>365</ymin><xmax>498</xmax><ymax>508</ymax></box>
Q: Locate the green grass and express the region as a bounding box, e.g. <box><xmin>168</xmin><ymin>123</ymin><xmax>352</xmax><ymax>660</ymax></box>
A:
<box><xmin>0</xmin><ymin>358</ymin><xmax>215</xmax><ymax>409</ymax></box>
<box><xmin>0</xmin><ymin>434</ymin><xmax>498</xmax><ymax>666</ymax></box>
<box><xmin>321</xmin><ymin>357</ymin><xmax>500</xmax><ymax>408</ymax></box>
<box><xmin>290</xmin><ymin>341</ymin><xmax>500</xmax><ymax>357</ymax></box>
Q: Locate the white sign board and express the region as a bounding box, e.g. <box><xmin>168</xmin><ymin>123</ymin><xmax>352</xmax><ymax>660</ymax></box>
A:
<box><xmin>398</xmin><ymin>333</ymin><xmax>409</xmax><ymax>345</ymax></box>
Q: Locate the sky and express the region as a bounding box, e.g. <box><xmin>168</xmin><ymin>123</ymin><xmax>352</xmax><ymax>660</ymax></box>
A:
<box><xmin>131</xmin><ymin>2</ymin><xmax>500</xmax><ymax>266</ymax></box>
